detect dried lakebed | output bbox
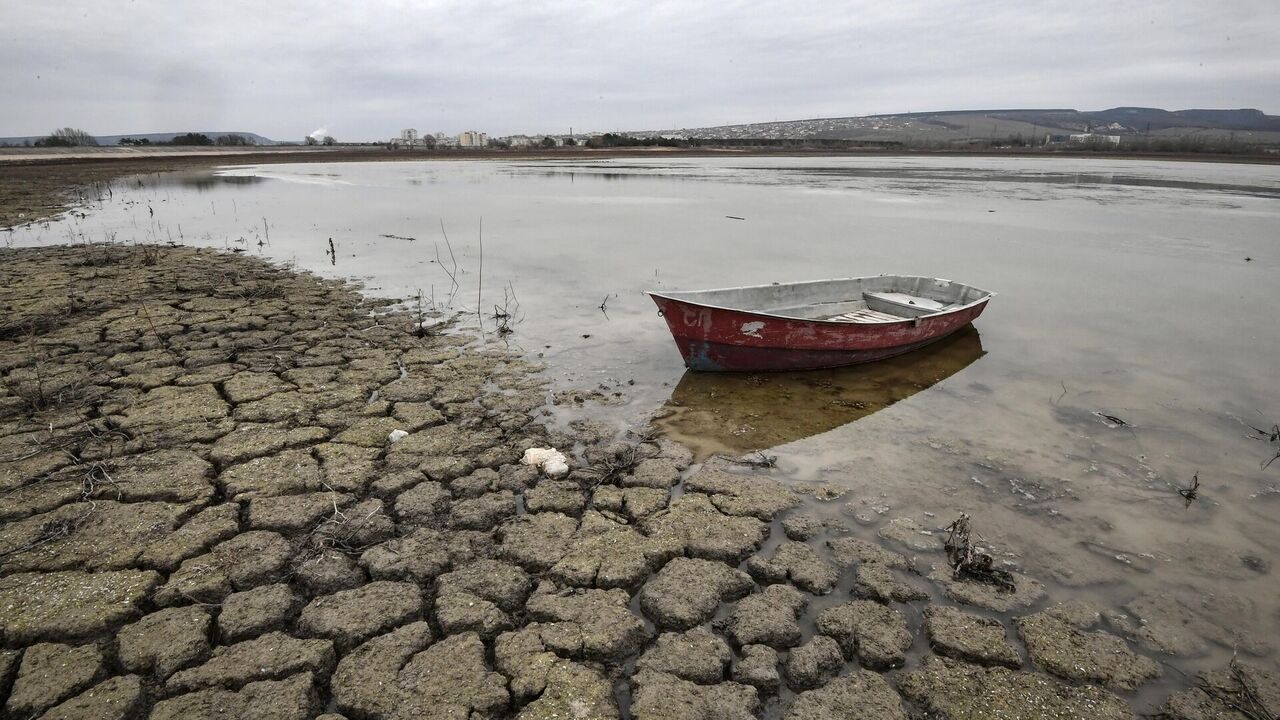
[0,245,1275,720]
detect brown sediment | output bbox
[0,244,1272,719]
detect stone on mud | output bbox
[1015,606,1160,690]
[922,605,1020,669]
[639,556,754,630]
[733,644,781,693]
[784,670,907,720]
[630,669,758,720]
[744,541,838,595]
[151,672,318,720]
[156,530,292,605]
[333,417,412,447]
[637,627,734,684]
[724,584,808,649]
[359,528,451,583]
[641,493,768,564]
[3,642,106,717]
[0,569,159,644]
[218,583,298,642]
[166,631,334,693]
[783,634,844,690]
[37,674,146,720]
[815,600,912,669]
[898,655,1135,720]
[118,606,212,678]
[298,581,423,652]
[385,424,502,466]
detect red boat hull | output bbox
[649,294,990,372]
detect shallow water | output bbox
[7,155,1280,701]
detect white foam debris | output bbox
[388,429,410,443]
[522,447,570,478]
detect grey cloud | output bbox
[2,0,1277,141]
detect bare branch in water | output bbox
[1178,471,1201,508]
[944,513,1015,593]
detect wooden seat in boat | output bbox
[827,308,902,323]
[863,291,949,312]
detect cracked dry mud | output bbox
[1,244,1276,720]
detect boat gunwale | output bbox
[646,275,996,326]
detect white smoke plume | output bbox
[308,126,328,142]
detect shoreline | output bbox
[3,145,1277,231]
[0,243,1274,719]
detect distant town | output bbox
[3,107,1278,156]
[391,129,592,149]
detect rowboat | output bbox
[647,275,994,372]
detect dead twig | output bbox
[581,429,658,489]
[943,513,1015,593]
[1246,420,1280,470]
[1094,411,1129,428]
[734,451,777,468]
[434,221,461,308]
[1195,652,1276,720]
[1177,471,1200,508]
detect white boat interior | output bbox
[651,276,994,323]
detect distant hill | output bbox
[0,131,278,146]
[633,108,1280,145]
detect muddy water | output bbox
[7,155,1280,703]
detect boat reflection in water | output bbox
[654,326,985,460]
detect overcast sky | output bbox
[3,0,1278,141]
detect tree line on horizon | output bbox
[24,128,263,148]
